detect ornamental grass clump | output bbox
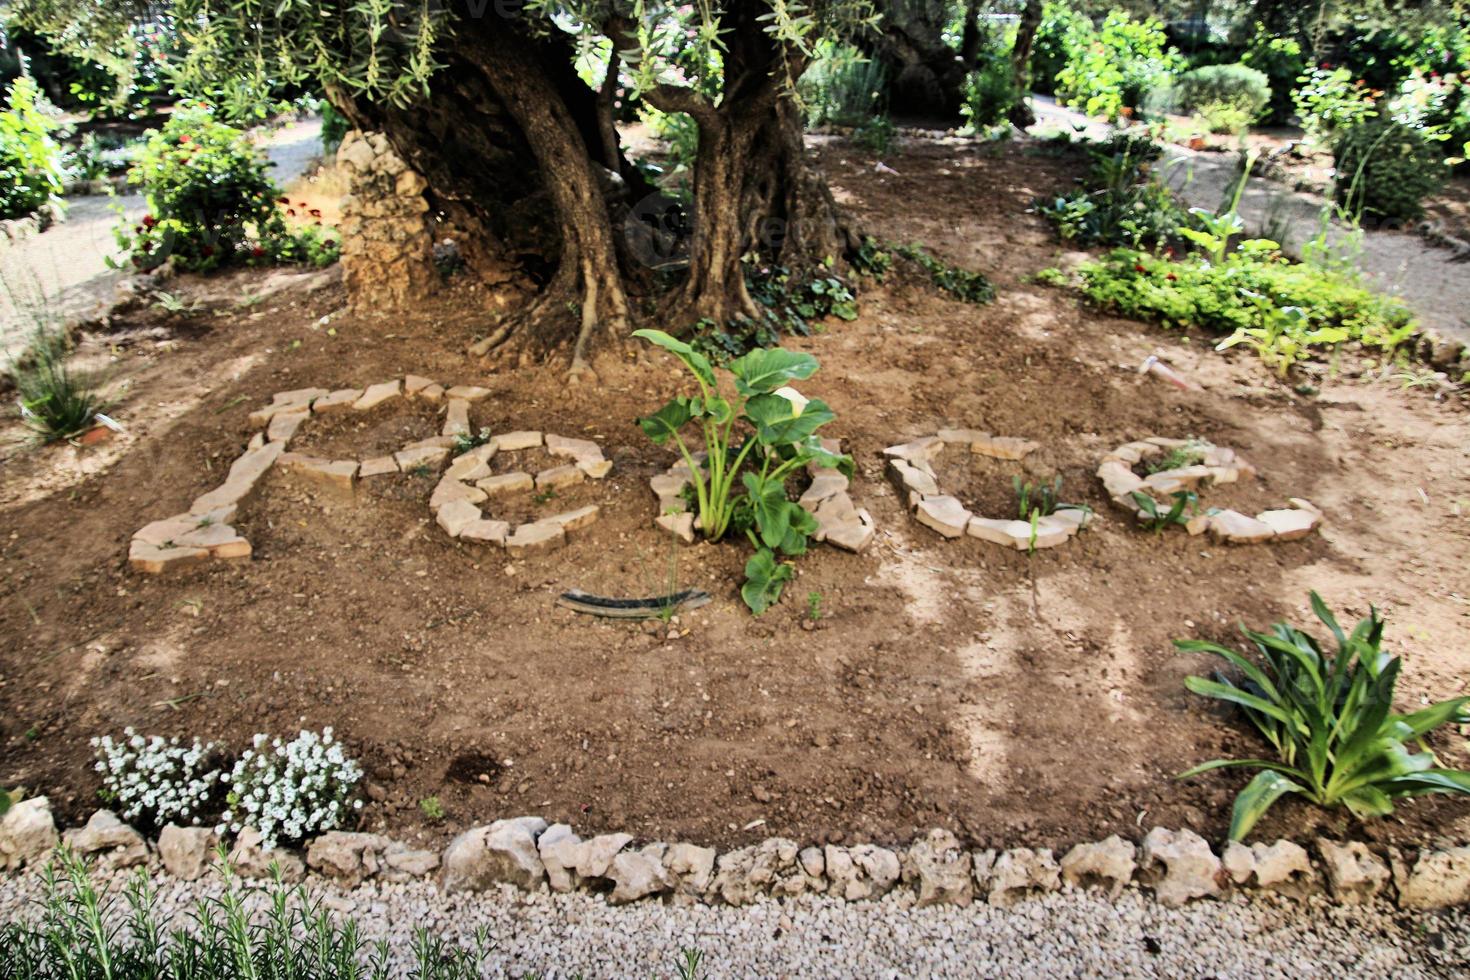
[635,329,852,614]
[1180,593,1470,840]
[91,730,224,829]
[221,728,363,848]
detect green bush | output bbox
[1031,1,1093,96]
[1054,10,1182,121]
[798,42,888,127]
[113,102,339,272]
[320,100,350,157]
[0,76,66,220]
[1180,594,1470,841]
[960,26,1021,131]
[1333,115,1448,223]
[1077,242,1415,373]
[1292,66,1380,146]
[1241,27,1304,126]
[1039,133,1186,249]
[1162,64,1271,121]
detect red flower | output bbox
[276,196,290,205]
[1164,247,1175,258]
[1166,272,1177,281]
[1134,263,1147,273]
[179,134,191,144]
[142,215,157,228]
[251,246,266,258]
[287,209,296,217]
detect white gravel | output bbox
[2,867,1466,978]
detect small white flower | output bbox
[772,386,809,418]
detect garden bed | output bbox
[1,135,1468,860]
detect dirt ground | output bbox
[2,135,1468,858]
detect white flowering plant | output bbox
[635,330,852,614]
[220,728,363,849]
[91,729,225,828]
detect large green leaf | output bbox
[741,548,793,615]
[743,472,793,550]
[1184,675,1296,728]
[728,347,819,395]
[1394,697,1470,738]
[744,394,835,447]
[1383,768,1470,799]
[637,398,693,445]
[633,328,715,389]
[1228,770,1308,841]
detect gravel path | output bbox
[1,866,1466,978]
[0,116,324,362]
[1029,96,1470,345]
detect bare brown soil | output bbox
[2,136,1469,858]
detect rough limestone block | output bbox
[478,472,534,496]
[445,454,492,483]
[545,434,602,459]
[972,435,1039,460]
[443,398,471,437]
[536,465,585,492]
[883,436,943,462]
[1139,828,1221,907]
[311,388,363,413]
[419,383,445,404]
[436,499,483,538]
[1397,846,1470,910]
[460,519,511,545]
[1097,461,1146,501]
[657,512,696,543]
[172,523,251,559]
[915,495,972,538]
[494,430,543,452]
[394,445,450,471]
[650,472,689,498]
[129,540,211,574]
[1060,836,1136,899]
[544,505,599,533]
[889,459,939,498]
[248,387,328,426]
[800,470,850,511]
[404,375,436,398]
[506,522,565,557]
[825,508,876,553]
[577,458,613,479]
[937,427,987,444]
[430,478,487,512]
[446,385,492,402]
[190,441,285,515]
[1206,509,1275,545]
[279,454,358,493]
[1316,839,1390,905]
[266,408,307,444]
[360,456,399,478]
[353,380,402,411]
[1257,508,1320,541]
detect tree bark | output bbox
[1008,0,1045,129]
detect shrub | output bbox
[1241,26,1305,125]
[960,26,1020,131]
[635,331,852,614]
[320,100,350,157]
[1077,242,1416,373]
[853,115,896,155]
[798,42,888,127]
[1333,115,1448,223]
[1180,593,1470,841]
[1039,133,1186,249]
[1031,1,1093,96]
[221,728,363,849]
[91,730,224,829]
[1055,10,1182,121]
[1391,69,1470,169]
[11,324,111,442]
[1157,64,1271,125]
[0,76,66,220]
[1292,65,1380,146]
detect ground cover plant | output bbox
[1180,594,1470,841]
[91,731,223,830]
[635,330,852,615]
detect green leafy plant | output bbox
[1040,133,1185,249]
[1130,489,1197,532]
[11,325,112,443]
[797,41,888,127]
[1013,475,1063,519]
[853,115,897,155]
[1293,65,1380,147]
[960,24,1021,132]
[1333,115,1449,223]
[1179,593,1470,841]
[1241,27,1305,125]
[419,796,445,821]
[1054,10,1182,121]
[1146,439,1209,474]
[892,244,994,303]
[0,76,66,220]
[635,329,852,615]
[1153,64,1271,127]
[806,590,823,622]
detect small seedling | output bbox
[409,464,433,479]
[532,488,558,505]
[1147,439,1211,474]
[452,428,492,455]
[1014,475,1063,519]
[419,796,445,821]
[1131,489,1199,532]
[806,591,824,622]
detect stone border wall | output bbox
[4,799,1466,912]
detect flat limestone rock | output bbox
[478,472,534,496]
[506,522,565,557]
[311,388,362,413]
[545,434,602,459]
[495,430,543,452]
[404,375,436,397]
[129,540,211,574]
[937,427,987,444]
[266,408,307,444]
[824,508,876,553]
[577,458,613,479]
[536,465,584,491]
[172,523,251,559]
[360,456,399,478]
[394,445,451,471]
[248,387,328,426]
[135,506,236,546]
[189,441,285,515]
[443,398,471,437]
[883,436,943,462]
[353,380,402,411]
[656,512,696,543]
[445,454,492,483]
[800,469,850,512]
[436,499,483,538]
[430,478,487,512]
[419,383,445,404]
[915,495,972,538]
[889,459,939,499]
[460,519,511,545]
[280,454,358,493]
[972,435,1038,461]
[544,505,600,533]
[1257,508,1320,541]
[1206,509,1275,545]
[446,385,492,402]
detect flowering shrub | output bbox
[221,728,363,849]
[91,730,224,828]
[113,102,339,272]
[0,77,66,220]
[1391,70,1470,169]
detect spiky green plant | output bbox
[12,326,111,443]
[1180,593,1470,840]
